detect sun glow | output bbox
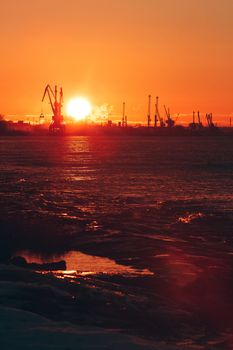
[67,97,92,121]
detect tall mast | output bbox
[122,102,125,127]
[147,95,151,127]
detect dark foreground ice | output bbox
[0,136,233,349]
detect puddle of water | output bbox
[16,250,153,277]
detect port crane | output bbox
[155,96,165,127]
[189,111,203,130]
[42,84,65,133]
[206,113,215,128]
[164,105,175,128]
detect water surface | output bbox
[0,136,233,347]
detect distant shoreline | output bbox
[0,126,233,137]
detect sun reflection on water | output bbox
[16,250,154,278]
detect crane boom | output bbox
[155,96,160,120]
[156,96,165,127]
[164,105,169,118]
[42,84,56,115]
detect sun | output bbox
[67,97,92,121]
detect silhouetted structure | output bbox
[155,96,165,127]
[164,105,175,128]
[122,102,127,127]
[189,111,203,130]
[42,84,65,134]
[147,95,151,127]
[206,113,216,128]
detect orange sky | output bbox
[1,0,233,125]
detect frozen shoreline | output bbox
[1,306,190,350]
[0,264,230,350]
[0,264,182,350]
